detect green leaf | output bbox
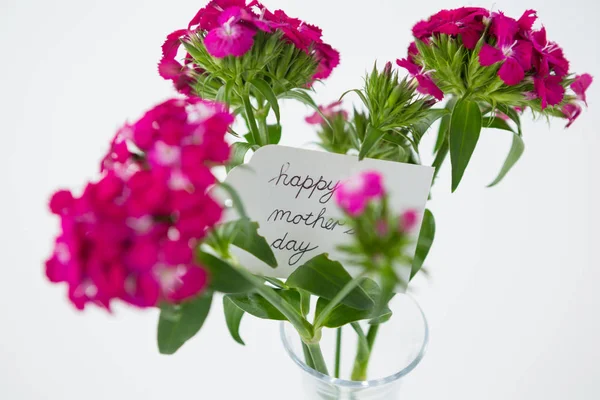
[242,95,262,145]
[197,251,253,293]
[227,218,278,268]
[223,296,245,345]
[496,104,522,136]
[449,98,483,192]
[227,142,254,173]
[250,78,281,124]
[482,117,515,133]
[411,108,450,138]
[314,279,391,328]
[268,124,282,145]
[157,292,213,355]
[227,290,301,321]
[487,133,525,187]
[411,209,436,280]
[339,88,369,109]
[299,289,311,318]
[278,89,333,129]
[359,125,385,160]
[218,182,248,219]
[286,254,374,310]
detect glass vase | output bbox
[280,293,428,400]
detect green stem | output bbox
[313,272,368,328]
[350,319,382,381]
[334,328,342,378]
[306,342,329,375]
[366,324,380,350]
[302,342,316,370]
[257,116,269,146]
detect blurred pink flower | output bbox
[335,171,384,216]
[47,98,234,311]
[305,101,348,125]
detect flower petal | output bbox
[479,44,505,66]
[498,57,525,85]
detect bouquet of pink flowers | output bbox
[45,2,591,385]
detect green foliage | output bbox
[225,289,302,321]
[449,98,483,192]
[215,218,278,268]
[286,254,374,311]
[487,132,525,187]
[157,292,213,355]
[411,209,436,280]
[314,279,392,328]
[223,296,246,345]
[197,251,254,294]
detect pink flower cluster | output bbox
[46,99,234,310]
[335,171,384,216]
[402,7,592,125]
[305,101,348,125]
[159,0,340,93]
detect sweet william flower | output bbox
[534,75,565,109]
[530,27,569,78]
[571,74,593,105]
[561,103,582,128]
[305,101,348,125]
[47,98,235,310]
[204,7,257,58]
[412,7,489,49]
[396,58,444,100]
[400,210,419,232]
[335,171,385,216]
[478,13,532,86]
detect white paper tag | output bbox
[223,145,433,282]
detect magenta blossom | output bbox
[47,98,234,311]
[561,103,582,128]
[204,7,257,58]
[400,210,419,232]
[412,7,489,49]
[335,171,385,216]
[305,101,348,125]
[478,13,532,86]
[159,0,339,91]
[530,27,569,78]
[571,74,593,105]
[534,75,565,109]
[396,58,444,100]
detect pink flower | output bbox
[478,13,532,86]
[571,73,593,105]
[204,7,257,58]
[400,210,419,232]
[561,103,582,128]
[46,99,235,311]
[335,171,385,216]
[305,101,348,125]
[313,43,341,80]
[534,75,565,109]
[530,27,569,78]
[412,7,489,49]
[517,9,537,34]
[158,30,200,96]
[396,58,444,100]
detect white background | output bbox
[1,0,599,399]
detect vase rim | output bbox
[279,292,429,388]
